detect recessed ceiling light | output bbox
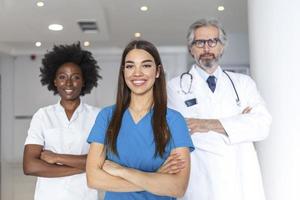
[140,6,148,11]
[218,6,225,11]
[48,24,63,31]
[83,41,90,47]
[134,32,141,38]
[35,42,42,47]
[36,1,44,7]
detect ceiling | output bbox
[0,0,248,55]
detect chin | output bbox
[61,95,81,101]
[132,87,154,96]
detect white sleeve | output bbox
[167,79,185,112]
[219,76,272,144]
[24,109,45,146]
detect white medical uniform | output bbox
[25,101,99,200]
[167,65,272,200]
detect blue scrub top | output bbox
[87,105,194,200]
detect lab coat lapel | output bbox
[189,66,216,118]
[214,71,241,117]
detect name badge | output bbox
[185,98,197,107]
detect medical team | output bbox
[23,18,271,200]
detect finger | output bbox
[242,106,252,114]
[163,153,180,165]
[163,159,185,171]
[160,160,175,172]
[166,162,185,174]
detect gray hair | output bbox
[187,19,227,50]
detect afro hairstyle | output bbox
[40,42,102,96]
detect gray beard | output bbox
[196,57,219,69]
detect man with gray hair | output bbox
[167,19,272,200]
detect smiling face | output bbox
[54,62,84,101]
[123,49,160,97]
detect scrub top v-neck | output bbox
[88,105,194,200]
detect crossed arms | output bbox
[23,144,86,177]
[86,143,191,198]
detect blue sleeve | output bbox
[87,106,112,144]
[167,109,195,152]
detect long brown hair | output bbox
[105,40,170,157]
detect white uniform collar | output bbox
[55,99,84,113]
[193,64,222,83]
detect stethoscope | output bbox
[180,70,241,106]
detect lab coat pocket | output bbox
[43,128,62,152]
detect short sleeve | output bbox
[24,109,45,146]
[167,109,194,152]
[87,106,112,144]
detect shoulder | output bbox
[223,70,255,85]
[166,108,185,122]
[96,105,116,119]
[100,105,115,114]
[33,104,56,117]
[167,74,181,88]
[82,103,101,114]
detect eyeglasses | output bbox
[192,38,220,48]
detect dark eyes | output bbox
[125,64,134,69]
[143,64,152,68]
[57,75,67,80]
[56,74,81,81]
[124,64,153,69]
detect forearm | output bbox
[86,143,143,192]
[205,119,226,134]
[87,166,143,192]
[23,158,83,177]
[56,154,87,170]
[119,168,187,197]
[187,118,226,135]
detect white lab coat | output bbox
[167,65,272,200]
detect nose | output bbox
[66,78,73,86]
[133,66,143,76]
[203,43,210,52]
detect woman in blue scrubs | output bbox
[86,40,194,200]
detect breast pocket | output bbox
[43,128,62,152]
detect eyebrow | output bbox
[56,72,81,75]
[125,59,154,64]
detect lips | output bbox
[132,79,146,86]
[200,53,215,59]
[64,89,74,95]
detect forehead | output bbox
[57,62,82,74]
[194,25,219,39]
[125,49,154,62]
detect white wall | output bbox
[248,0,300,199]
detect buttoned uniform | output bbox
[167,65,272,200]
[24,101,100,200]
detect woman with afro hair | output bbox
[23,43,101,200]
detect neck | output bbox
[129,92,153,112]
[60,98,81,111]
[197,64,218,75]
